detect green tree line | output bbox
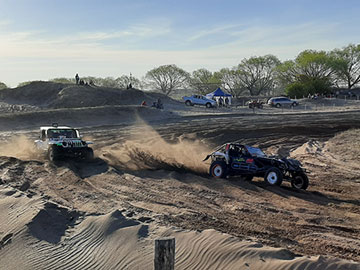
[1,43,359,97]
[145,44,360,97]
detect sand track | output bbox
[1,109,360,269]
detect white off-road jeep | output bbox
[35,123,94,161]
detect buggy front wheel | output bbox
[264,167,283,186]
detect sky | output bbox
[0,0,359,87]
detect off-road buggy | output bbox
[35,123,94,161]
[248,100,264,109]
[203,143,309,190]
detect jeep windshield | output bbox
[48,129,78,139]
[245,146,266,157]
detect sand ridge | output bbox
[1,186,359,270]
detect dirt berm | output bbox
[0,81,180,108]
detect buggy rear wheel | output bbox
[210,161,227,179]
[264,167,283,186]
[291,173,309,190]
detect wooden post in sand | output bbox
[154,238,175,270]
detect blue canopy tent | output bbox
[206,88,232,106]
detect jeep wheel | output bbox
[83,148,94,160]
[206,102,212,108]
[185,100,192,106]
[48,146,59,162]
[210,161,227,178]
[264,167,283,186]
[291,172,309,190]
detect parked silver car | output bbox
[268,97,298,108]
[183,95,217,108]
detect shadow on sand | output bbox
[53,157,109,179]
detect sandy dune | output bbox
[1,186,359,270]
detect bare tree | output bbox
[236,55,280,96]
[145,64,189,96]
[189,68,221,95]
[214,68,248,97]
[115,75,142,89]
[332,44,360,89]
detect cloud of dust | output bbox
[0,135,43,160]
[99,121,212,174]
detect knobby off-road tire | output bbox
[185,100,192,106]
[275,103,281,108]
[209,161,227,179]
[264,167,283,186]
[48,146,59,162]
[291,172,309,190]
[83,148,94,161]
[206,103,212,108]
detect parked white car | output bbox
[182,95,217,108]
[35,123,94,161]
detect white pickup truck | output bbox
[182,95,217,108]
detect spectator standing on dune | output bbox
[75,73,79,85]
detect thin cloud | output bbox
[0,21,172,58]
[187,24,244,42]
[200,21,342,51]
[0,20,12,28]
[77,24,171,42]
[0,18,355,87]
